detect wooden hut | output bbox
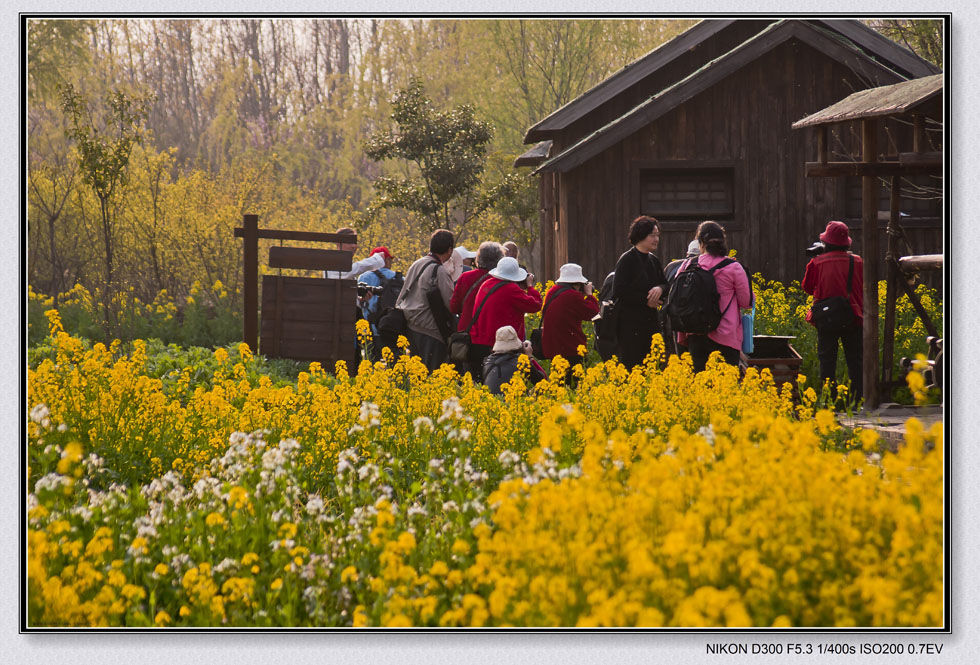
[517,19,942,286]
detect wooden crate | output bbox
[744,335,803,387]
[259,275,358,370]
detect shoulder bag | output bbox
[448,281,509,364]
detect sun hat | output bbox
[454,246,477,260]
[686,239,701,257]
[819,220,852,247]
[492,325,523,353]
[369,246,394,260]
[488,256,528,282]
[556,263,588,284]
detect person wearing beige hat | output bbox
[482,325,547,395]
[537,263,599,380]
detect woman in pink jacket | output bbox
[676,221,752,372]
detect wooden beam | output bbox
[805,161,940,177]
[898,151,943,168]
[233,228,358,244]
[242,214,258,355]
[898,254,944,271]
[862,118,880,408]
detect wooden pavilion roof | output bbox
[792,73,943,129]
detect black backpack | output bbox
[367,269,405,325]
[664,256,735,334]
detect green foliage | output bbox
[364,77,495,235]
[60,84,152,206]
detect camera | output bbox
[357,284,384,298]
[805,239,826,257]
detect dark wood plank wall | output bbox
[556,39,943,291]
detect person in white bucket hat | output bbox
[537,263,599,382]
[482,326,547,395]
[468,256,542,377]
[449,246,477,282]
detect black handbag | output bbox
[530,285,573,359]
[448,281,509,363]
[810,255,855,333]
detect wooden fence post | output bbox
[243,214,258,354]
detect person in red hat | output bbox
[356,247,401,359]
[802,220,864,403]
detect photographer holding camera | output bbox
[357,247,402,360]
[802,221,864,404]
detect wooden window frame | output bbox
[632,160,740,230]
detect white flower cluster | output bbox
[697,424,716,445]
[29,404,51,428]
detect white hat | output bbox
[492,325,523,353]
[556,263,588,284]
[454,246,477,260]
[686,239,701,257]
[488,256,528,282]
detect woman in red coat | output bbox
[469,257,542,375]
[542,263,600,381]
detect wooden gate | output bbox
[235,214,358,370]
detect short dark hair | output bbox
[823,243,850,252]
[628,216,660,245]
[696,220,728,257]
[430,229,455,255]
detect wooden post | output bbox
[861,119,880,408]
[242,214,258,354]
[817,125,828,165]
[881,175,900,399]
[913,114,925,153]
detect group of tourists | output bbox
[332,214,864,400]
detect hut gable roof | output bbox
[534,20,919,174]
[523,19,938,145]
[813,20,942,79]
[523,20,735,143]
[792,73,943,128]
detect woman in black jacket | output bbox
[613,216,668,370]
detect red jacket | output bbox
[541,285,600,360]
[469,277,542,345]
[802,251,864,326]
[450,268,491,331]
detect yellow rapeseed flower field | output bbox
[26,308,943,627]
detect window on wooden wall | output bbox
[640,168,735,220]
[844,174,942,220]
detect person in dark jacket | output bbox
[802,220,864,403]
[612,216,668,370]
[483,325,547,395]
[542,263,599,382]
